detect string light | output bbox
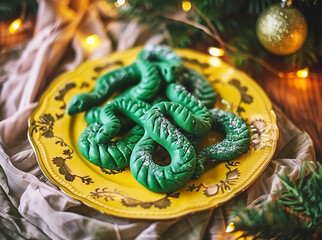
[8,18,22,34]
[208,47,225,57]
[226,222,235,233]
[296,68,309,78]
[84,34,102,51]
[160,10,318,80]
[86,35,96,46]
[182,1,192,12]
[115,0,126,7]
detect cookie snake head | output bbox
[157,62,183,83]
[138,45,183,83]
[67,94,92,115]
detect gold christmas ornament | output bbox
[256,3,308,55]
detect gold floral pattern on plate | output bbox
[28,47,279,219]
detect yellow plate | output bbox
[28,47,278,219]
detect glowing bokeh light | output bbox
[297,68,309,78]
[84,34,102,51]
[9,18,22,34]
[86,35,97,46]
[115,0,126,7]
[226,222,235,233]
[208,47,225,57]
[182,1,192,12]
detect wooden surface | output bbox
[253,68,322,163]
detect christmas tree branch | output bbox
[112,0,321,72]
[155,12,286,77]
[153,13,218,43]
[194,7,225,47]
[229,161,322,239]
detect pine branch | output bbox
[247,0,273,14]
[277,162,322,223]
[112,0,321,71]
[227,28,267,72]
[229,161,322,240]
[231,201,310,240]
[293,0,321,6]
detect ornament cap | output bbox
[281,0,292,8]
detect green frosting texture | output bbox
[79,123,144,170]
[67,45,250,193]
[193,109,251,179]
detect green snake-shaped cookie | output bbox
[193,109,250,179]
[96,97,197,193]
[130,126,195,194]
[67,63,139,115]
[67,45,217,115]
[67,45,182,115]
[79,82,211,174]
[83,57,162,126]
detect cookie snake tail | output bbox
[78,123,144,170]
[177,67,217,109]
